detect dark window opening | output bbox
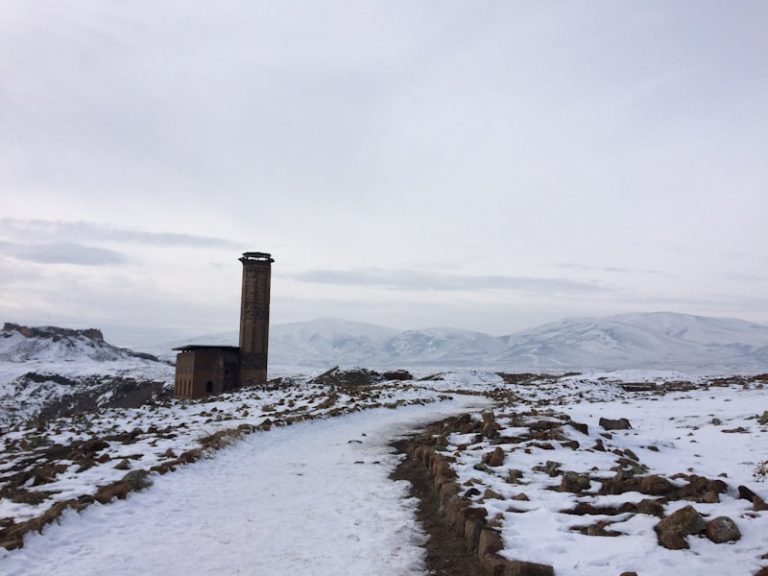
[206,381,213,394]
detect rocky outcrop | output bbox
[3,323,104,342]
[310,366,413,386]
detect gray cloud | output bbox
[0,240,127,266]
[0,219,238,249]
[289,268,612,295]
[553,263,675,277]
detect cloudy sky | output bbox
[1,1,766,347]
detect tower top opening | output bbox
[240,252,274,263]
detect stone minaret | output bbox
[238,252,274,386]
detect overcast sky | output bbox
[1,1,767,347]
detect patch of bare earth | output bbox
[391,438,482,576]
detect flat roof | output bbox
[172,345,240,352]
[240,251,274,263]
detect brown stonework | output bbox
[173,346,240,399]
[392,414,555,576]
[173,252,274,399]
[239,252,273,386]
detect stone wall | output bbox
[403,415,555,576]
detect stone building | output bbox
[174,252,274,399]
[173,345,240,399]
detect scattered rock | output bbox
[506,469,525,484]
[482,447,505,467]
[568,421,589,435]
[592,439,606,451]
[599,417,632,431]
[481,411,500,439]
[758,411,768,426]
[560,472,591,493]
[739,485,757,500]
[533,461,562,477]
[636,499,665,517]
[705,516,741,543]
[640,475,675,496]
[483,488,503,501]
[623,448,639,461]
[573,519,624,537]
[655,505,705,550]
[721,426,748,434]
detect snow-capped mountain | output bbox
[154,312,768,373]
[150,318,399,367]
[384,328,506,366]
[0,323,160,363]
[0,323,173,427]
[497,312,768,372]
[271,318,399,367]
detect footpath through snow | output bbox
[3,396,490,576]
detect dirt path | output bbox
[391,437,485,576]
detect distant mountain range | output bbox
[150,312,768,373]
[1,312,766,426]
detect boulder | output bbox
[506,469,525,484]
[705,516,741,543]
[481,411,500,440]
[636,499,665,517]
[639,475,675,496]
[568,421,589,435]
[483,488,504,501]
[560,472,591,493]
[482,447,505,467]
[655,505,705,550]
[599,417,632,431]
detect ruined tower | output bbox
[238,252,274,386]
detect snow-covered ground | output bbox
[439,373,768,576]
[1,397,489,576]
[0,376,457,526]
[1,368,766,576]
